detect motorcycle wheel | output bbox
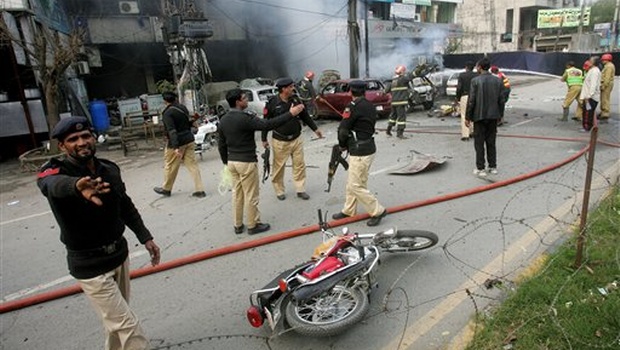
[285,285,369,337]
[379,230,438,252]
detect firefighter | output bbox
[385,64,415,139]
[599,53,615,123]
[297,71,317,118]
[490,66,511,125]
[559,61,584,121]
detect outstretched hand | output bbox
[145,240,161,266]
[76,176,111,206]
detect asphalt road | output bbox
[1,74,619,350]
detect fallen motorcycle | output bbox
[246,209,438,337]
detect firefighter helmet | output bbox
[395,65,406,75]
[601,53,612,62]
[305,71,315,79]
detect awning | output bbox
[403,0,432,6]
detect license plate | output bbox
[375,106,383,111]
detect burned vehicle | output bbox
[407,63,438,111]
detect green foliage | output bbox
[155,79,176,94]
[465,185,620,350]
[589,0,617,30]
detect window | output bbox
[506,9,514,33]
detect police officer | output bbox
[218,89,302,235]
[262,77,323,201]
[385,65,415,139]
[37,116,161,349]
[331,80,387,227]
[297,71,317,118]
[559,61,584,121]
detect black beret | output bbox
[51,116,93,140]
[275,77,294,88]
[349,80,366,91]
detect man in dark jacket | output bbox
[456,61,477,141]
[153,91,205,198]
[331,80,387,227]
[38,116,161,349]
[262,77,323,201]
[218,88,303,235]
[466,57,505,177]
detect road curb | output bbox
[443,159,620,350]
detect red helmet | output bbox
[395,65,406,75]
[583,60,593,70]
[305,71,315,79]
[601,53,612,62]
[490,65,499,74]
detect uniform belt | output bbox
[67,238,125,257]
[273,131,300,141]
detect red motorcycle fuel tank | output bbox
[302,256,345,280]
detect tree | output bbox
[589,0,617,30]
[0,14,84,152]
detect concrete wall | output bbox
[456,0,563,53]
[87,17,162,44]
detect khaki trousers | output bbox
[341,154,385,217]
[77,258,149,350]
[459,95,473,138]
[271,137,306,196]
[562,85,583,119]
[600,85,613,118]
[161,142,204,192]
[228,161,261,228]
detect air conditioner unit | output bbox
[119,1,139,14]
[413,14,421,22]
[75,61,90,75]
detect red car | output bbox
[315,79,392,119]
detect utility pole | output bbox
[348,0,360,78]
[577,0,586,52]
[364,0,369,78]
[611,0,620,51]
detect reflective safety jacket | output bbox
[386,72,415,106]
[562,67,584,87]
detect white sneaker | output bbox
[473,168,487,177]
[488,168,498,175]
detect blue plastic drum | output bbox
[88,100,110,133]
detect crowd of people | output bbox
[35,54,615,349]
[559,54,615,131]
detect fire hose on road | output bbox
[1,132,619,314]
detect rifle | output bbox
[261,148,270,183]
[325,144,348,192]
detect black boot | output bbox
[386,124,393,136]
[396,131,408,139]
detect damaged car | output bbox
[315,78,392,119]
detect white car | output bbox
[445,70,464,97]
[215,85,277,117]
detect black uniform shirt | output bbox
[261,95,318,142]
[338,96,377,156]
[218,108,294,163]
[37,156,153,278]
[162,102,194,148]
